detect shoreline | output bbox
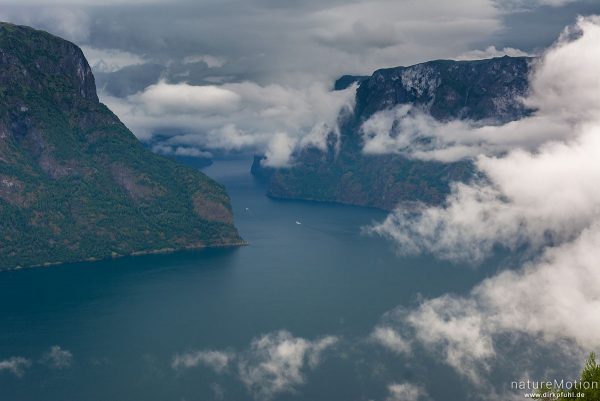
[1,240,249,272]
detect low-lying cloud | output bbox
[103,81,355,167]
[370,326,411,355]
[0,356,31,377]
[172,349,232,373]
[371,15,600,262]
[0,345,73,377]
[374,224,600,384]
[239,331,338,400]
[386,382,427,401]
[41,345,73,369]
[372,127,600,263]
[368,15,600,388]
[172,330,338,400]
[360,105,565,162]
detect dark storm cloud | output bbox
[2,1,489,82]
[3,0,599,86]
[1,0,599,165]
[490,0,600,51]
[94,64,164,98]
[2,1,599,80]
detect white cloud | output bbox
[81,46,148,73]
[386,382,426,401]
[405,296,495,384]
[371,130,600,263]
[102,81,355,167]
[133,80,241,116]
[262,133,298,168]
[524,18,600,121]
[456,45,532,60]
[152,144,212,158]
[0,356,31,377]
[361,107,575,163]
[170,330,338,400]
[238,331,338,400]
[41,346,73,369]
[171,350,232,373]
[182,54,225,68]
[368,15,600,386]
[396,223,600,383]
[370,326,411,355]
[370,16,600,263]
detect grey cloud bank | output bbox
[2,0,598,165]
[102,81,356,167]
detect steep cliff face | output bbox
[253,56,532,210]
[0,22,242,269]
[354,56,531,123]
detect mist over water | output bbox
[0,158,504,401]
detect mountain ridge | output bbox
[0,22,243,269]
[253,55,533,210]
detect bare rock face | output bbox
[354,56,531,123]
[253,56,532,210]
[0,22,242,269]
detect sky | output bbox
[2,0,600,165]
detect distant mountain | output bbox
[252,56,532,210]
[0,22,243,269]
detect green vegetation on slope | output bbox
[0,22,242,269]
[537,353,600,401]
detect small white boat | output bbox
[295,221,302,225]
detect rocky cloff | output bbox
[252,56,532,210]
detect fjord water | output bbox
[0,158,498,401]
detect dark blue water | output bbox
[0,158,500,401]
